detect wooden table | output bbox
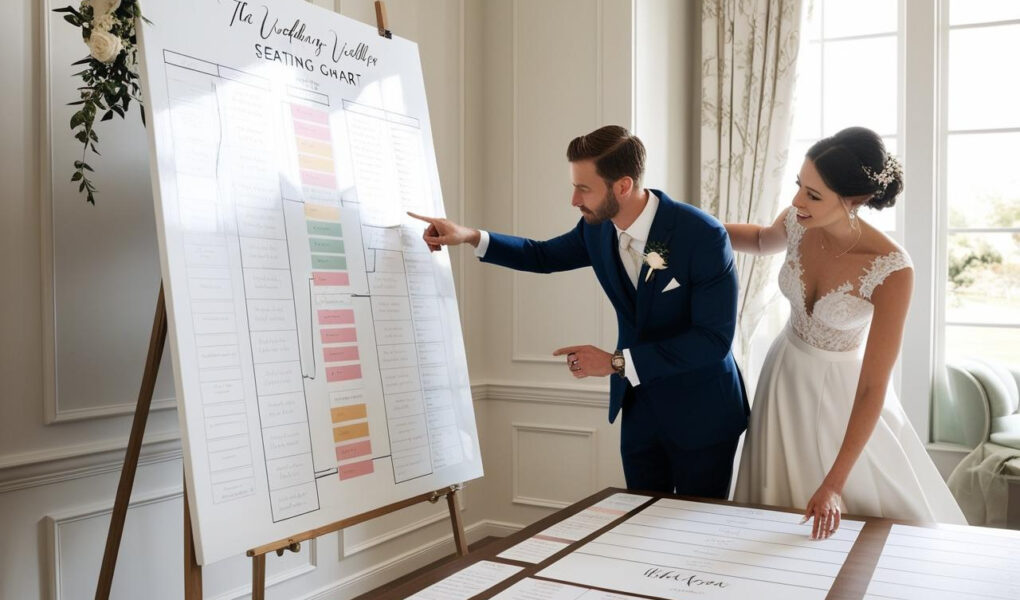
[366,487,903,600]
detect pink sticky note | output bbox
[293,120,331,141]
[326,364,362,382]
[313,272,350,286]
[323,346,359,363]
[321,328,357,344]
[290,104,329,125]
[318,309,355,325]
[335,440,372,461]
[300,169,337,189]
[339,460,375,480]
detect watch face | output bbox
[612,355,624,368]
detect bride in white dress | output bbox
[728,127,965,538]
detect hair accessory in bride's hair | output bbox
[861,155,902,198]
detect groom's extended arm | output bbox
[480,219,592,273]
[408,211,591,273]
[628,223,738,383]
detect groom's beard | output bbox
[582,188,620,225]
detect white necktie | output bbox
[618,231,640,288]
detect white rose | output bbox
[92,0,121,15]
[93,13,116,32]
[88,30,123,63]
[645,251,666,270]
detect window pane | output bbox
[949,0,1020,26]
[803,0,822,41]
[948,25,1020,130]
[793,43,822,141]
[823,36,897,135]
[823,0,897,38]
[946,232,1020,325]
[945,326,1020,364]
[947,132,1020,228]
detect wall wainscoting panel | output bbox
[43,488,317,600]
[511,423,598,508]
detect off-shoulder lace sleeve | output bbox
[859,251,912,299]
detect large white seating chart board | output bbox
[136,0,482,564]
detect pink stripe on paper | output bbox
[335,440,372,461]
[313,271,349,286]
[338,460,375,480]
[326,364,362,382]
[291,104,329,125]
[318,309,355,325]
[323,346,359,362]
[293,120,330,140]
[321,327,357,344]
[300,169,336,189]
[533,534,573,544]
[588,506,626,516]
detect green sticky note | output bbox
[309,237,344,254]
[307,220,342,237]
[311,254,347,269]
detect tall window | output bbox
[940,3,1020,367]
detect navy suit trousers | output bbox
[620,386,740,498]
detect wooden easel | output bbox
[95,4,470,598]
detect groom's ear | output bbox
[614,176,634,197]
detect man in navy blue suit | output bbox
[409,126,748,498]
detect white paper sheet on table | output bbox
[497,493,652,564]
[491,577,643,600]
[537,497,863,600]
[406,560,523,600]
[863,523,1020,600]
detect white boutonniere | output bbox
[643,242,669,282]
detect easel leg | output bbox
[184,481,203,599]
[95,285,168,600]
[447,487,469,556]
[252,554,267,600]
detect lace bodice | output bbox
[778,209,912,352]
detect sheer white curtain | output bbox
[700,0,804,369]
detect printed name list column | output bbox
[218,67,319,522]
[165,52,257,506]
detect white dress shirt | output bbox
[474,190,657,387]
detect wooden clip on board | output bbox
[375,0,392,39]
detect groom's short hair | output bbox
[567,125,646,187]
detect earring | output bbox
[849,206,859,230]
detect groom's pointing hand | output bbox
[553,345,614,378]
[407,212,481,252]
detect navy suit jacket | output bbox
[482,190,749,450]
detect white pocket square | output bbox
[662,278,681,292]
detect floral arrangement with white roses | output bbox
[53,0,148,204]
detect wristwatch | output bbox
[611,350,625,377]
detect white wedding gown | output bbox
[733,210,966,524]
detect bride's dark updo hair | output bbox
[805,126,903,210]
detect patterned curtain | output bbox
[700,0,804,365]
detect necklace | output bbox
[819,227,862,259]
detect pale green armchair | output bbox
[942,359,1020,528]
